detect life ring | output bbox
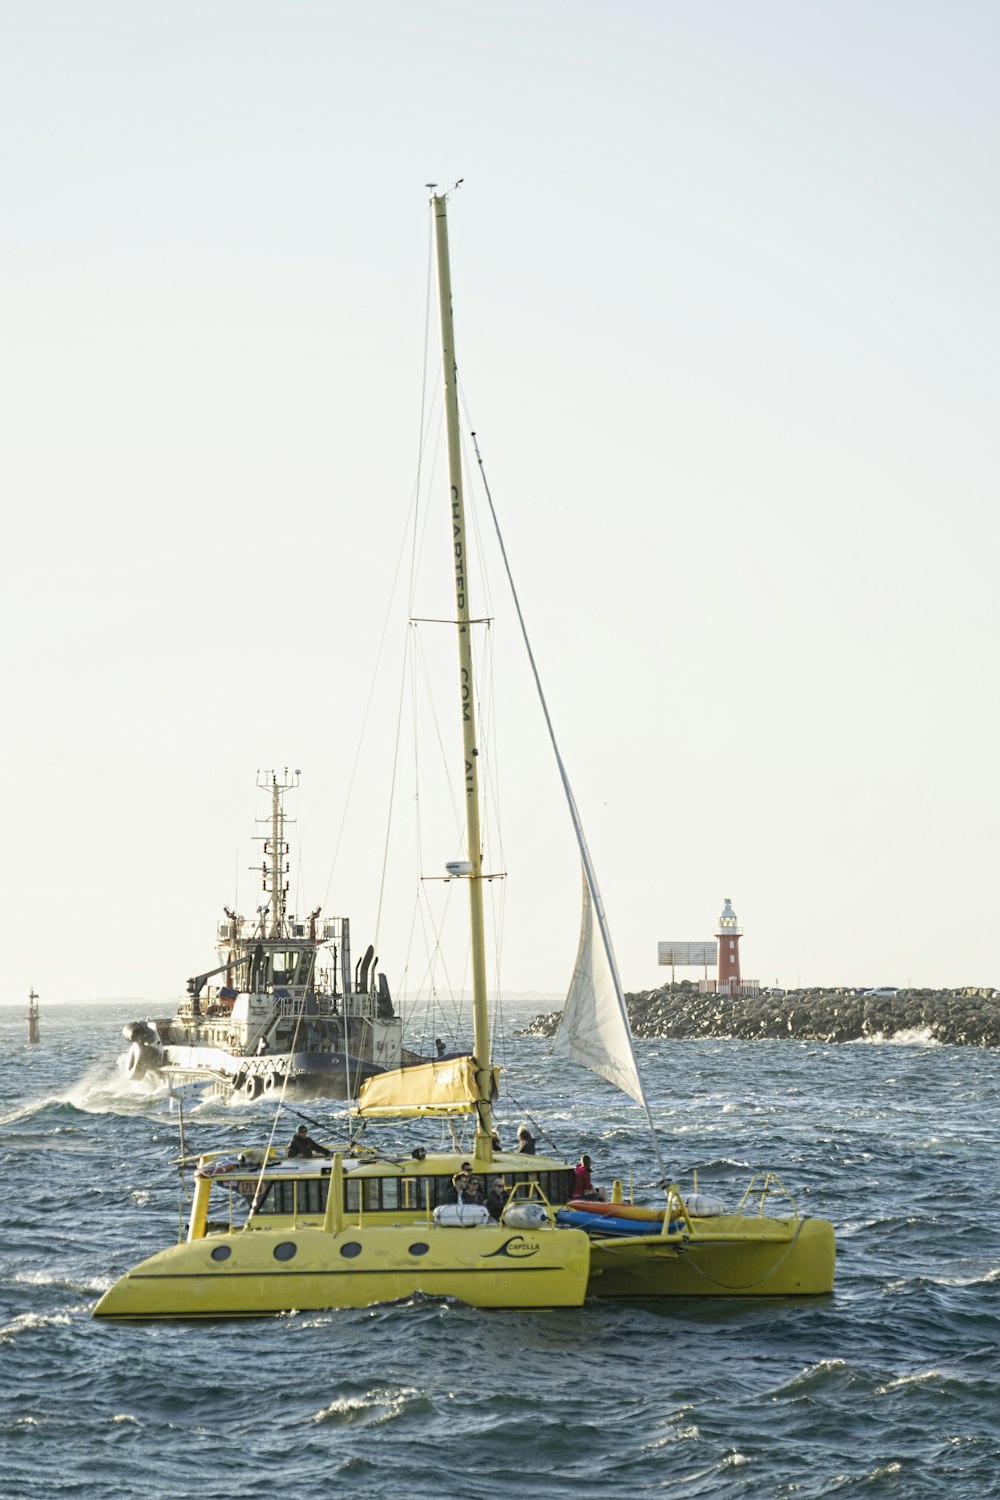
[125,1041,148,1080]
[243,1073,262,1101]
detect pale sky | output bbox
[4,1,998,1007]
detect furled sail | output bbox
[356,1056,500,1118]
[554,866,648,1107]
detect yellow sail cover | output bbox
[357,1056,500,1118]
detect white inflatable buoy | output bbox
[433,1204,491,1227]
[684,1194,726,1217]
[503,1202,549,1229]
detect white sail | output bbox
[554,866,648,1107]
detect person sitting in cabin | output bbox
[464,1174,484,1206]
[516,1125,536,1155]
[287,1124,331,1159]
[572,1153,607,1202]
[443,1172,471,1205]
[490,1129,502,1151]
[485,1178,509,1221]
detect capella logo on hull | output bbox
[483,1237,541,1260]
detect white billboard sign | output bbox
[658,941,717,967]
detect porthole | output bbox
[408,1242,430,1257]
[339,1241,362,1259]
[273,1241,298,1262]
[210,1245,232,1262]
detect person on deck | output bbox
[572,1153,607,1201]
[443,1172,471,1205]
[485,1179,509,1221]
[516,1126,536,1155]
[287,1125,331,1159]
[464,1174,484,1206]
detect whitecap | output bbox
[875,1370,941,1395]
[858,1027,940,1047]
[0,1311,73,1342]
[313,1387,419,1426]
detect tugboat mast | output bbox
[255,769,299,939]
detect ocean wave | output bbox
[0,1310,73,1343]
[857,1027,941,1047]
[312,1387,426,1427]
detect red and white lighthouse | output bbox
[716,898,742,994]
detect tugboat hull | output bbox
[124,1037,388,1102]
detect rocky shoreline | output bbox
[523,982,1000,1047]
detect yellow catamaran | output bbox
[94,189,591,1319]
[94,190,834,1321]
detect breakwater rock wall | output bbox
[523,983,1000,1047]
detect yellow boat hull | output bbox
[588,1215,835,1298]
[93,1221,591,1319]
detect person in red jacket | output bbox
[572,1153,607,1201]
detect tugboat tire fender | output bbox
[243,1074,262,1101]
[125,1041,148,1080]
[263,1070,282,1094]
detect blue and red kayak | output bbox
[557,1207,681,1237]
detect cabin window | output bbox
[269,952,300,985]
[262,1181,293,1216]
[343,1174,445,1213]
[505,1170,574,1205]
[251,1177,329,1217]
[273,1242,297,1261]
[381,1178,400,1210]
[210,1245,232,1262]
[345,1176,406,1212]
[296,1178,329,1216]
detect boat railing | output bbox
[737,1172,799,1220]
[271,994,341,1019]
[658,1186,694,1238]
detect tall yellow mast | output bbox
[431,191,493,1152]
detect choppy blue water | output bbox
[2,1003,998,1499]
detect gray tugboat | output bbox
[120,771,414,1101]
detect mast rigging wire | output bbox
[468,430,670,1184]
